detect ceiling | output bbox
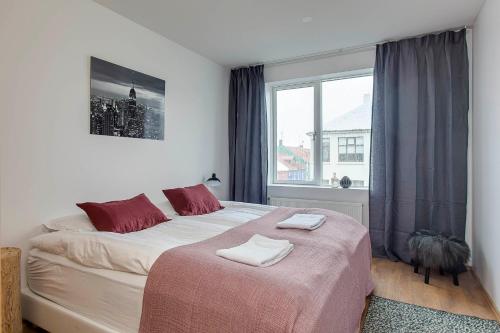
[94,0,484,68]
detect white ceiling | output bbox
[94,0,484,67]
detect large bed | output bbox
[25,201,373,333]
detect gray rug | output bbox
[362,296,500,333]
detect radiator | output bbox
[268,197,363,223]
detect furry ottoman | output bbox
[408,230,470,285]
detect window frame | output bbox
[269,68,373,186]
[338,136,364,163]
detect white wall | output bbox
[265,50,375,83]
[472,0,500,311]
[0,0,229,281]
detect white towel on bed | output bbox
[277,214,326,230]
[216,234,294,267]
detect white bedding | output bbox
[28,249,146,333]
[30,201,275,275]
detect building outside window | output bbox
[338,136,364,162]
[270,71,373,188]
[322,137,331,162]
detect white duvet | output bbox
[30,201,275,275]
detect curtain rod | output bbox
[248,25,472,68]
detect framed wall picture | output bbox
[90,57,165,140]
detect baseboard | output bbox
[470,269,500,322]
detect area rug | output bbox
[362,296,500,333]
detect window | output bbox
[274,86,315,183]
[351,180,365,187]
[322,137,330,162]
[271,71,373,188]
[338,136,364,162]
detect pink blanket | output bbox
[140,208,374,333]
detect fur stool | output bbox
[408,230,470,286]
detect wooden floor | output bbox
[23,258,499,332]
[371,257,498,321]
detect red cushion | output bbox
[76,194,169,233]
[163,184,223,216]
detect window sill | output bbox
[268,183,368,192]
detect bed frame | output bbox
[23,288,371,333]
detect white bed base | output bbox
[22,289,118,333]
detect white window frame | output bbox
[268,68,373,186]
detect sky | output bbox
[90,57,165,112]
[276,75,373,148]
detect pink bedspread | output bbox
[139,207,374,333]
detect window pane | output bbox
[322,75,373,186]
[275,86,314,182]
[322,137,330,162]
[352,180,364,187]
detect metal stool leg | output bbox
[412,259,419,273]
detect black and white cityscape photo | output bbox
[90,57,165,140]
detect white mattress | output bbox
[27,201,275,332]
[28,249,145,333]
[30,201,276,275]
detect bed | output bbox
[24,201,373,333]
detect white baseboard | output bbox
[469,270,500,322]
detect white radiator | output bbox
[268,197,363,223]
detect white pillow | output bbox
[155,200,178,217]
[44,214,97,232]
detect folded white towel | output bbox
[277,214,326,230]
[216,234,294,267]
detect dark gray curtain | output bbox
[228,65,267,204]
[369,29,469,262]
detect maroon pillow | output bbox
[162,184,223,216]
[76,194,169,233]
